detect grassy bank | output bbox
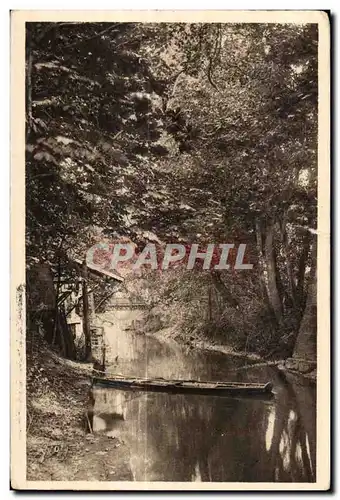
[26,337,132,481]
[152,327,316,381]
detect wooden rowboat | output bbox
[92,375,274,398]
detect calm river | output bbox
[91,329,316,482]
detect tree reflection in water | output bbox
[92,369,315,482]
[91,330,315,482]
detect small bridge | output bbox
[107,297,148,310]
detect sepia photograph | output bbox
[11,10,330,490]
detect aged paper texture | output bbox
[11,10,330,491]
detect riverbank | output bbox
[153,327,264,361]
[152,327,317,381]
[26,339,132,481]
[186,338,316,380]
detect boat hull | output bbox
[92,377,274,398]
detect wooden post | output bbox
[101,342,106,373]
[89,289,96,325]
[208,285,212,321]
[82,260,92,361]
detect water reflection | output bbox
[92,329,316,482]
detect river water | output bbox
[91,329,316,483]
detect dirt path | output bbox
[26,340,133,481]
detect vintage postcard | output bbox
[11,10,330,491]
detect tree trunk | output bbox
[58,306,77,360]
[211,271,239,308]
[256,220,283,325]
[281,220,296,306]
[255,221,271,306]
[265,221,283,324]
[295,231,311,312]
[82,260,92,361]
[293,239,317,361]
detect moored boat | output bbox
[92,375,274,397]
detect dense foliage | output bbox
[26,22,318,359]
